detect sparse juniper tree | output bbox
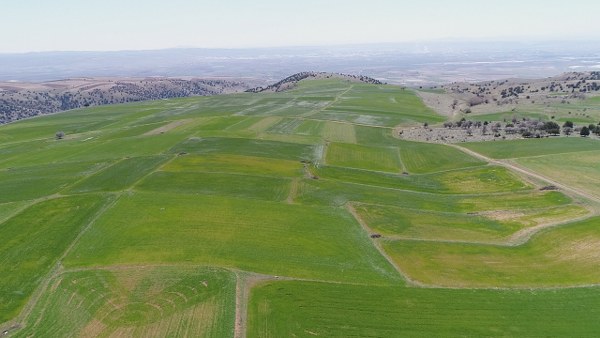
[55,131,65,140]
[580,126,590,137]
[563,127,573,136]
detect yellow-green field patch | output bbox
[354,203,520,242]
[247,116,283,133]
[382,217,600,287]
[430,166,531,194]
[515,150,600,200]
[162,154,303,177]
[17,267,235,337]
[321,121,357,143]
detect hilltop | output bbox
[246,72,383,93]
[420,71,600,118]
[0,77,252,124]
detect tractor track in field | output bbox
[346,203,427,288]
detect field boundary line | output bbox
[345,203,425,287]
[0,201,36,226]
[128,154,178,191]
[234,272,280,338]
[59,158,125,194]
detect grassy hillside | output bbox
[1,77,599,337]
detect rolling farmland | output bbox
[1,77,600,337]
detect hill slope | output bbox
[0,77,251,124]
[1,77,600,337]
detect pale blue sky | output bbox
[2,0,599,53]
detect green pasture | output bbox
[463,136,600,159]
[0,195,108,323]
[0,161,108,203]
[65,192,401,285]
[249,280,600,337]
[137,172,291,201]
[67,156,169,193]
[326,142,401,173]
[171,137,315,161]
[399,140,486,173]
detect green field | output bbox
[515,149,600,199]
[463,136,600,159]
[64,192,400,285]
[1,76,600,336]
[325,142,401,172]
[248,281,600,337]
[0,195,109,323]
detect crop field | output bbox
[325,142,401,172]
[463,136,600,159]
[399,140,486,173]
[515,149,600,200]
[353,203,587,243]
[1,77,600,336]
[248,281,600,337]
[64,192,400,285]
[18,267,236,337]
[383,217,600,287]
[0,195,109,323]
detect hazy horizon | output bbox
[3,0,600,53]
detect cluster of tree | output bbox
[443,72,600,108]
[562,121,600,137]
[442,117,600,138]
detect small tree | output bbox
[542,121,560,135]
[55,131,65,140]
[563,127,573,136]
[580,126,590,137]
[563,121,574,128]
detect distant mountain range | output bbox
[2,40,600,84]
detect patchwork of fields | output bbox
[1,78,600,337]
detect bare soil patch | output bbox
[143,119,192,136]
